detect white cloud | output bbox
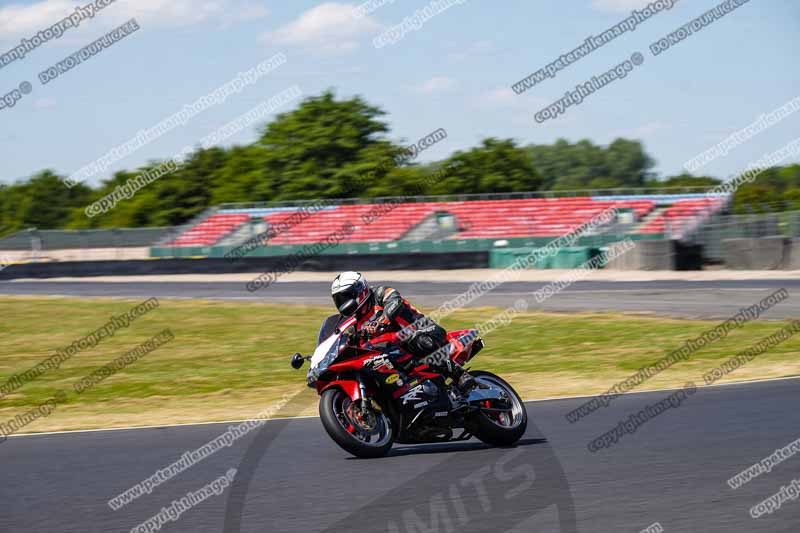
[113,0,267,28]
[260,3,379,54]
[0,0,74,38]
[108,0,268,28]
[467,39,494,54]
[233,2,270,20]
[481,87,547,108]
[476,87,551,127]
[0,0,267,41]
[117,1,226,27]
[591,0,655,13]
[483,87,517,106]
[628,121,668,138]
[414,76,457,94]
[33,97,57,109]
[447,39,494,61]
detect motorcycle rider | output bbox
[324,271,476,392]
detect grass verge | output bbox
[0,296,798,434]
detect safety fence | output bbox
[693,211,800,262]
[150,233,665,260]
[0,227,173,251]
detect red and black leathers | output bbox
[361,286,447,357]
[320,285,470,384]
[319,286,447,358]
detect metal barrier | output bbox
[694,211,800,262]
[0,227,174,251]
[150,233,665,259]
[215,186,721,210]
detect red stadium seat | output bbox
[166,195,726,247]
[167,213,251,246]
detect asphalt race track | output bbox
[3,378,800,532]
[1,279,798,319]
[2,279,798,532]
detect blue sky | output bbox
[0,0,798,187]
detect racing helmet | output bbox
[331,271,372,317]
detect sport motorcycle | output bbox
[290,316,527,458]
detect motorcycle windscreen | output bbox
[307,317,355,385]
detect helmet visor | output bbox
[333,289,359,316]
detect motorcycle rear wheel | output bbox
[319,388,395,458]
[469,371,528,446]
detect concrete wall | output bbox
[787,239,800,270]
[605,237,800,271]
[606,239,676,271]
[721,237,788,270]
[0,247,150,263]
[0,252,490,280]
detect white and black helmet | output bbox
[331,271,372,317]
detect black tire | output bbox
[469,371,528,446]
[319,388,394,458]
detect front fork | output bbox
[357,371,369,403]
[356,369,405,436]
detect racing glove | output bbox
[363,318,388,338]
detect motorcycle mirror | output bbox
[290,352,306,370]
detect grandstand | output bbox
[638,196,729,238]
[161,193,730,248]
[167,213,252,247]
[1,189,755,271]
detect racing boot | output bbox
[443,359,479,394]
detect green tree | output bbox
[660,173,722,189]
[437,138,541,194]
[148,147,227,226]
[209,145,271,204]
[732,184,783,214]
[257,90,397,200]
[5,91,800,234]
[0,171,92,231]
[604,138,654,187]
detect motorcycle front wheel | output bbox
[319,388,395,458]
[468,371,528,446]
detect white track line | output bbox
[6,374,800,440]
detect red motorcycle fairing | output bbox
[447,329,481,365]
[317,379,362,401]
[314,351,384,400]
[312,327,481,402]
[368,328,480,364]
